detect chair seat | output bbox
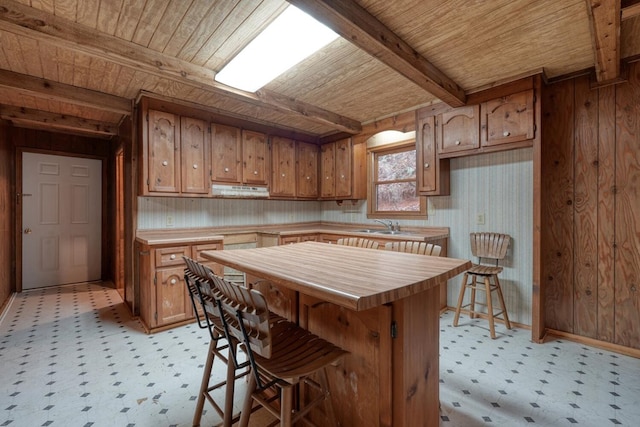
[252,316,347,384]
[467,264,503,276]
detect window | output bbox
[367,140,426,219]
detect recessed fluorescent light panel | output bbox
[214,5,339,92]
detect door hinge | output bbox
[154,312,157,321]
[153,274,156,285]
[391,320,398,339]
[146,112,149,122]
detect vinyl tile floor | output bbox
[1,282,639,426]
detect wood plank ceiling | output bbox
[0,0,639,140]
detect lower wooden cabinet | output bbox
[137,239,223,333]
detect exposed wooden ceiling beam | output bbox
[0,0,361,134]
[0,70,131,115]
[287,0,466,107]
[0,105,117,138]
[622,2,640,20]
[585,0,621,83]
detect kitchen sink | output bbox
[351,229,409,235]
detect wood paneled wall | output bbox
[542,61,640,349]
[0,120,13,310]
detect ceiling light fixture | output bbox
[214,5,339,93]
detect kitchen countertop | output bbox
[135,221,449,246]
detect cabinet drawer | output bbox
[192,242,223,262]
[155,246,190,267]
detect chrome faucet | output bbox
[374,219,394,231]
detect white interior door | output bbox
[22,152,102,289]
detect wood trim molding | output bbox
[288,0,466,107]
[0,105,117,138]
[0,0,361,134]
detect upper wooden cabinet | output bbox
[270,136,296,198]
[180,117,209,194]
[242,130,269,186]
[481,89,535,148]
[144,110,209,196]
[297,142,319,199]
[270,138,319,199]
[210,126,269,187]
[211,123,242,183]
[417,114,450,196]
[437,105,480,156]
[437,89,536,159]
[320,138,366,200]
[147,110,180,194]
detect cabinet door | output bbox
[156,266,191,326]
[417,115,449,195]
[297,142,319,198]
[148,110,180,193]
[270,136,296,197]
[334,138,352,198]
[437,105,480,155]
[320,142,336,198]
[211,123,241,183]
[180,117,209,194]
[242,130,269,185]
[481,89,535,147]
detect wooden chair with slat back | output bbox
[183,256,249,427]
[384,241,442,256]
[336,237,379,249]
[453,233,512,339]
[205,270,348,427]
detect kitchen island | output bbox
[202,241,470,427]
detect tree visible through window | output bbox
[368,142,426,218]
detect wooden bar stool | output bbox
[183,256,249,427]
[453,233,512,339]
[205,271,348,427]
[336,237,379,249]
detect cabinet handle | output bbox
[253,170,258,175]
[424,162,430,169]
[281,173,286,177]
[162,160,168,166]
[455,140,461,145]
[170,254,176,260]
[503,131,511,137]
[193,164,198,169]
[340,174,345,179]
[224,167,229,172]
[170,278,177,285]
[306,176,310,180]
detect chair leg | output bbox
[238,373,257,427]
[453,272,468,326]
[469,275,478,318]
[484,276,496,339]
[193,338,217,427]
[222,343,237,427]
[280,383,294,427]
[318,368,338,427]
[494,275,511,330]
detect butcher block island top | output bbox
[202,241,469,311]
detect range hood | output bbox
[211,184,270,198]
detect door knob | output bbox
[24,228,32,234]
